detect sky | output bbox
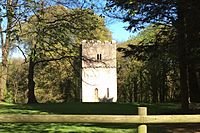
[107,21,134,42]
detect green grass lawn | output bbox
[0,102,184,133]
[0,102,181,115]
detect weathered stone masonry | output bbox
[81,40,117,102]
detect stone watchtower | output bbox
[81,40,117,102]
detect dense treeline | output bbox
[117,24,180,103]
[106,0,200,110]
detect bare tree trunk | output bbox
[133,79,138,102]
[0,66,7,101]
[185,1,200,103]
[151,73,158,103]
[0,24,10,102]
[0,0,14,101]
[27,56,38,104]
[160,64,167,103]
[177,0,189,110]
[0,19,4,101]
[188,65,200,102]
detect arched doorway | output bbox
[94,88,99,102]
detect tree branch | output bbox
[15,45,27,62]
[35,55,76,65]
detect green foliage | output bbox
[19,4,112,61]
[107,0,200,109]
[117,24,179,103]
[11,5,112,103]
[34,60,80,103]
[7,59,28,103]
[0,0,37,101]
[15,5,112,70]
[106,0,176,31]
[117,54,144,102]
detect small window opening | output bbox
[95,88,98,100]
[107,88,109,98]
[97,54,102,61]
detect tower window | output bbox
[95,88,98,101]
[97,54,102,60]
[107,88,109,98]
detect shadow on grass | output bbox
[18,102,187,115]
[0,103,49,114]
[0,102,139,115]
[2,102,199,115]
[1,123,200,133]
[1,102,200,132]
[0,123,138,133]
[149,124,200,133]
[26,102,139,115]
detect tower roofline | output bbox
[81,40,116,44]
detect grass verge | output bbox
[1,102,194,133]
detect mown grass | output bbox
[0,102,181,133]
[0,102,180,115]
[0,123,138,133]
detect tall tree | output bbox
[184,1,200,102]
[18,5,111,103]
[176,0,189,110]
[0,0,33,101]
[106,0,200,110]
[118,24,177,103]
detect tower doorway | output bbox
[95,88,99,102]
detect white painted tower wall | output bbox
[81,40,117,102]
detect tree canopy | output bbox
[14,5,112,103]
[117,24,178,103]
[106,0,176,31]
[107,0,200,110]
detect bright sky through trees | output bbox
[108,21,134,42]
